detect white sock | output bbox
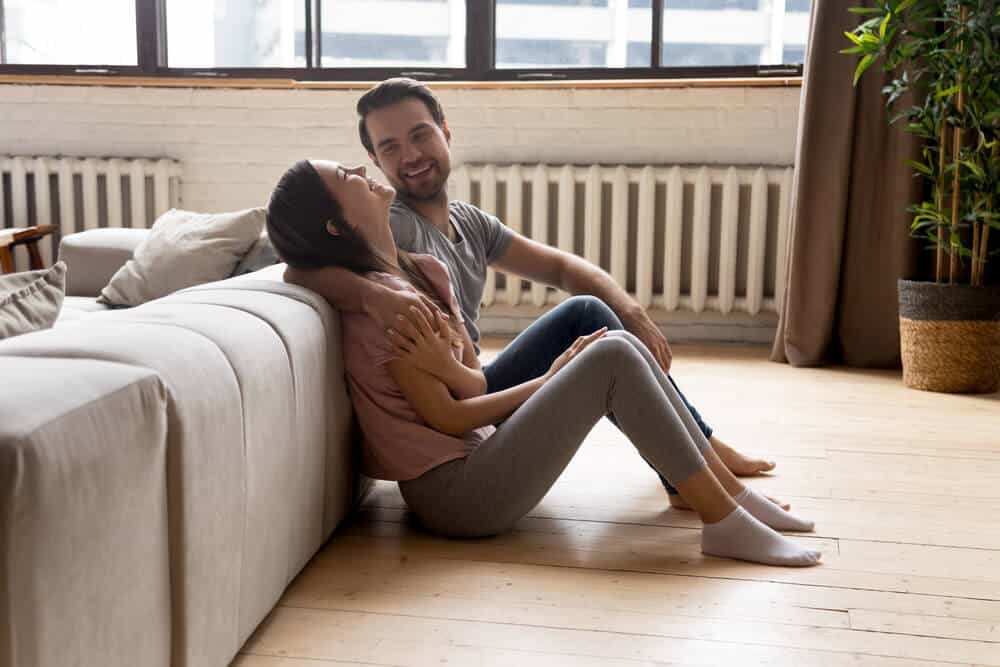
[734,487,814,532]
[702,507,822,567]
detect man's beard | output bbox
[395,162,449,202]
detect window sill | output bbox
[0,74,802,90]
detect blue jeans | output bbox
[482,296,714,496]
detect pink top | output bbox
[340,254,495,481]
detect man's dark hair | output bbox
[356,77,446,155]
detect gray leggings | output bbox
[399,331,712,538]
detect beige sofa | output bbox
[0,229,363,667]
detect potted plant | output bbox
[844,0,1000,393]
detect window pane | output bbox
[2,0,136,65]
[496,1,652,69]
[165,0,306,68]
[319,0,465,68]
[661,0,811,67]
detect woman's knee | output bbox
[563,295,622,332]
[603,329,649,355]
[604,329,639,344]
[586,333,645,367]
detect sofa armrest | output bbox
[59,228,149,297]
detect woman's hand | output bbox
[544,327,608,380]
[387,306,461,375]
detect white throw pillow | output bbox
[98,207,266,307]
[0,261,66,339]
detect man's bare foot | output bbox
[669,492,790,512]
[712,437,776,477]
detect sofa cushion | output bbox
[62,296,111,312]
[175,275,359,539]
[0,261,66,339]
[0,269,362,667]
[0,356,171,667]
[98,207,265,307]
[0,321,247,667]
[96,300,302,647]
[54,296,112,325]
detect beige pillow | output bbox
[231,231,279,277]
[0,261,67,339]
[98,207,266,307]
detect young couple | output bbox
[266,78,821,567]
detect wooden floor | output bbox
[233,342,1000,667]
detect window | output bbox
[0,0,809,79]
[165,0,306,68]
[0,0,136,66]
[319,0,465,68]
[660,0,811,68]
[496,0,652,69]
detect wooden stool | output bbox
[0,225,57,274]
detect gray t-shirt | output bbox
[390,199,514,349]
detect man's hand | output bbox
[621,308,673,374]
[363,282,445,333]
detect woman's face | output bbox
[311,160,395,242]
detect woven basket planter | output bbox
[898,280,1000,393]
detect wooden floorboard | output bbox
[234,343,1000,667]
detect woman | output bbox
[267,159,821,567]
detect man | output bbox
[287,78,781,510]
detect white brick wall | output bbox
[0,83,801,214]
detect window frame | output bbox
[0,0,805,81]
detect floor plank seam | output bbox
[271,603,996,663]
[360,513,1000,558]
[277,601,850,631]
[239,650,395,666]
[324,549,1000,602]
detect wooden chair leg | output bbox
[26,239,44,270]
[0,246,14,274]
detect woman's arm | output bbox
[387,307,486,399]
[387,360,543,435]
[387,328,608,436]
[433,324,486,398]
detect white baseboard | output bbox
[478,305,777,345]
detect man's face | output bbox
[364,97,452,201]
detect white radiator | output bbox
[451,163,794,341]
[0,156,181,271]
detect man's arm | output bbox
[284,265,440,331]
[492,233,674,372]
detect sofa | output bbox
[0,228,365,667]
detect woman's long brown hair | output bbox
[266,160,463,345]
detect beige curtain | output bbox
[771,0,922,368]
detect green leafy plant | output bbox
[844,0,1000,286]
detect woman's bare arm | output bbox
[387,307,486,399]
[387,360,542,436]
[386,328,607,436]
